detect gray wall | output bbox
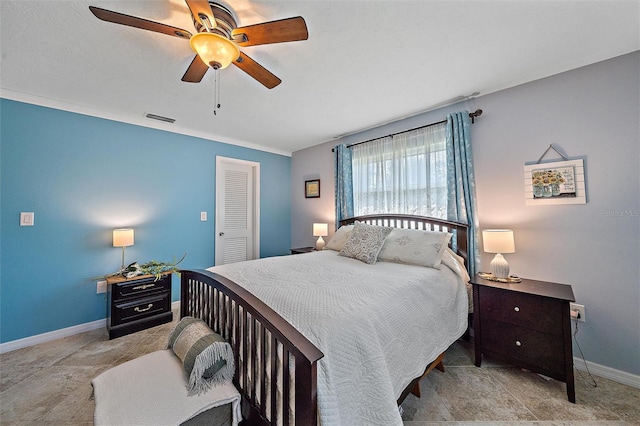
[291,52,640,376]
[291,143,336,248]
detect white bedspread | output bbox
[209,250,469,426]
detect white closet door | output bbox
[215,157,260,265]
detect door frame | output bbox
[215,156,260,264]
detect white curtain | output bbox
[351,123,447,217]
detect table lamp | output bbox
[113,228,134,270]
[482,229,515,278]
[313,223,328,250]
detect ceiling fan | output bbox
[89,0,308,89]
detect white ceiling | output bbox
[1,0,638,155]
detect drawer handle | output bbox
[515,340,522,347]
[514,306,520,312]
[134,304,153,313]
[132,284,156,291]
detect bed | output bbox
[179,214,470,425]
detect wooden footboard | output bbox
[180,269,324,426]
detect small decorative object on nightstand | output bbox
[313,223,328,250]
[290,246,316,255]
[106,272,173,339]
[471,274,576,402]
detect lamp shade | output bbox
[482,229,515,254]
[113,228,134,248]
[313,223,328,237]
[189,32,240,70]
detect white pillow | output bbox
[377,228,452,269]
[339,222,392,264]
[324,225,354,251]
[441,247,471,283]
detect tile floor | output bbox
[1,307,639,425]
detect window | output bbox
[351,123,447,218]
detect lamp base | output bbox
[490,253,510,278]
[120,246,126,272]
[315,236,325,251]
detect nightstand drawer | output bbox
[114,275,170,300]
[112,293,171,324]
[479,286,563,335]
[481,318,565,375]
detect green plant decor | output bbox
[114,253,187,281]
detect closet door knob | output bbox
[515,340,522,347]
[219,232,225,237]
[514,306,520,312]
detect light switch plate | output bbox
[20,212,34,226]
[200,211,207,221]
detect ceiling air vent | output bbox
[145,113,175,123]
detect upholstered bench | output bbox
[92,317,242,426]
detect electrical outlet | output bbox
[20,212,34,226]
[570,302,585,322]
[97,280,107,294]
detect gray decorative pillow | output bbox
[167,317,235,395]
[324,225,354,251]
[377,228,452,269]
[339,222,392,264]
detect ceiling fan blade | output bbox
[232,16,308,47]
[89,6,192,39]
[184,0,216,30]
[233,52,281,89]
[181,55,209,83]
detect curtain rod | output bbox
[339,109,483,150]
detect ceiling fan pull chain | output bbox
[213,68,221,116]
[217,70,222,111]
[213,69,217,115]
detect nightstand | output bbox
[290,246,316,255]
[471,274,576,402]
[106,273,173,339]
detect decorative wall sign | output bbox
[524,159,586,205]
[305,179,320,198]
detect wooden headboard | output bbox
[339,214,469,267]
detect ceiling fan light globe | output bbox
[190,32,239,70]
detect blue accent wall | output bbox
[0,99,291,343]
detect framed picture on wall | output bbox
[305,179,320,198]
[524,159,586,205]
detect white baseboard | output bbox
[0,318,106,354]
[574,356,640,389]
[0,301,182,354]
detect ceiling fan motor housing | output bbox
[193,1,238,39]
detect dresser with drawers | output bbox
[106,273,173,339]
[471,275,576,402]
